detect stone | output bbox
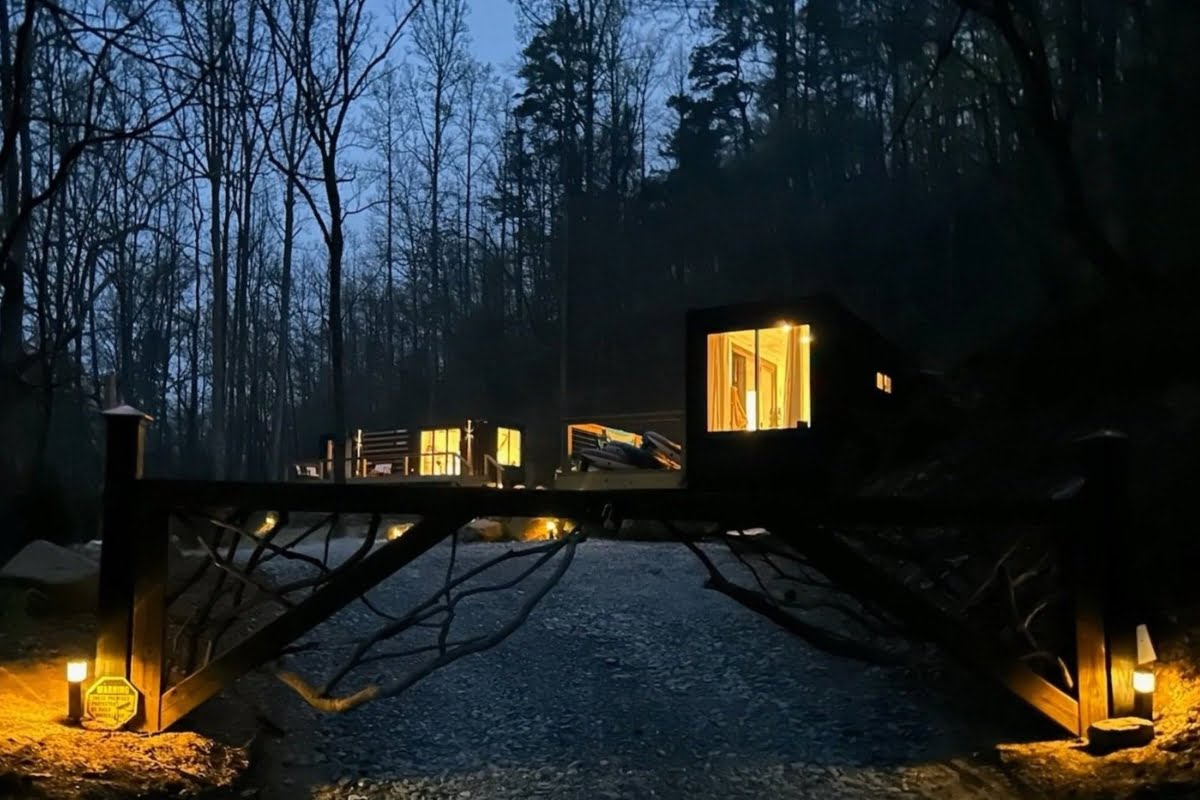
[496,517,560,541]
[459,518,504,543]
[73,540,103,562]
[0,539,99,614]
[1088,717,1155,754]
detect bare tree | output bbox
[1,0,211,369]
[409,0,469,421]
[259,0,312,479]
[174,0,238,477]
[261,0,421,482]
[363,67,412,407]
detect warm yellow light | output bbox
[745,390,757,431]
[251,511,279,537]
[387,523,413,541]
[1133,666,1155,694]
[545,519,559,537]
[66,660,88,683]
[778,321,792,331]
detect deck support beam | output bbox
[769,524,1081,735]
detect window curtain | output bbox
[782,326,809,428]
[707,334,732,431]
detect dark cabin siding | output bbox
[684,295,915,493]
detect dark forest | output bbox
[3,0,1195,498]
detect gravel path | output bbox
[227,538,1030,800]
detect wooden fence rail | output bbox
[93,407,1133,737]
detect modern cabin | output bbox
[685,295,911,492]
[295,418,526,487]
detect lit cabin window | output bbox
[497,427,522,467]
[419,428,462,476]
[706,323,812,432]
[876,372,893,394]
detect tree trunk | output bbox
[325,153,347,484]
[271,170,296,479]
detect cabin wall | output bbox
[684,297,913,492]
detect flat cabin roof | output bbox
[686,294,912,367]
[353,419,527,433]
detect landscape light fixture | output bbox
[66,660,88,722]
[1133,623,1158,721]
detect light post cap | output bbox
[103,405,154,421]
[1073,428,1129,443]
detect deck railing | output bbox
[94,407,1135,737]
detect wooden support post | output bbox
[95,406,152,680]
[1072,567,1109,734]
[129,506,169,732]
[1076,430,1135,718]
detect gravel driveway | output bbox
[222,537,1031,799]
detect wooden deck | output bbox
[94,409,1133,738]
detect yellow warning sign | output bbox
[85,676,140,730]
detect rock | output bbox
[73,539,103,562]
[459,518,504,543]
[500,517,561,541]
[0,539,99,614]
[1088,717,1155,754]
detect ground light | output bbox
[1134,623,1158,721]
[66,660,88,722]
[1133,666,1156,720]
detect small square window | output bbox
[876,372,893,394]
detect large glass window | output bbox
[706,324,812,432]
[497,427,522,467]
[419,428,462,475]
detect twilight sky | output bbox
[467,1,521,70]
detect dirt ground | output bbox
[2,578,1199,799]
[0,613,247,799]
[998,639,1200,799]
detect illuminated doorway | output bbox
[419,428,462,476]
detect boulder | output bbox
[460,518,504,543]
[0,539,99,615]
[502,517,562,541]
[77,539,103,562]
